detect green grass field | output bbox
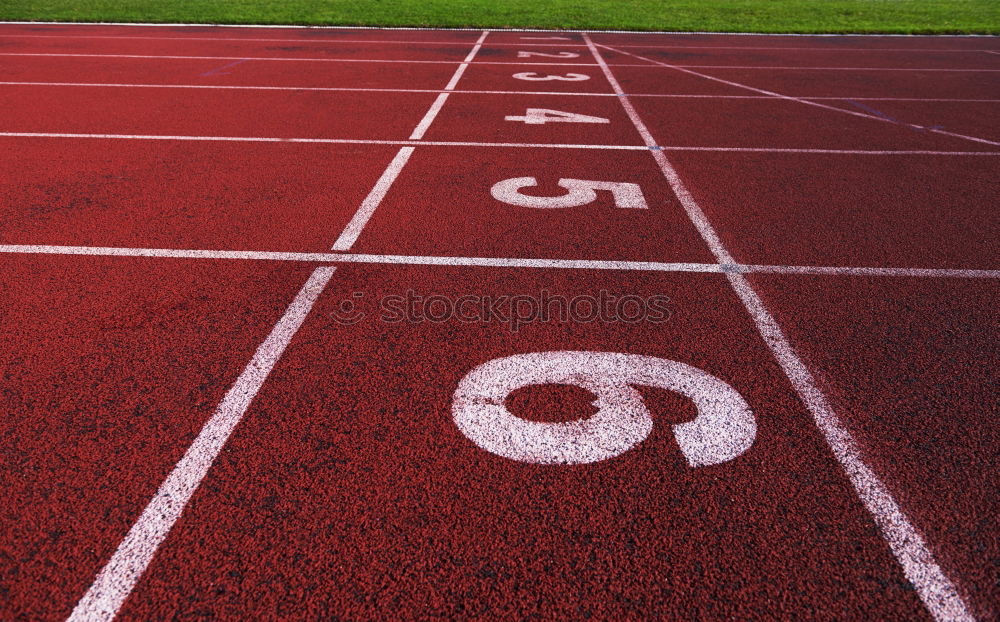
[3,0,998,34]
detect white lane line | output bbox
[0,132,650,150]
[0,81,622,96]
[4,82,998,102]
[0,32,578,46]
[331,146,416,250]
[409,31,487,139]
[657,146,999,155]
[334,31,488,246]
[598,43,1000,148]
[3,245,998,279]
[739,264,1000,278]
[66,265,336,622]
[585,32,976,622]
[592,42,1000,53]
[0,244,719,272]
[3,132,999,155]
[3,51,996,71]
[6,32,999,53]
[611,63,1000,71]
[0,51,597,66]
[0,20,992,36]
[334,28,487,242]
[66,32,489,622]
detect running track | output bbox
[0,23,997,621]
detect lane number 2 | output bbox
[513,72,590,81]
[517,51,580,59]
[491,177,648,209]
[452,351,756,466]
[505,109,609,125]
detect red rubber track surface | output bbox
[0,23,997,621]
[115,266,929,620]
[0,255,317,619]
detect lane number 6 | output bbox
[452,351,756,466]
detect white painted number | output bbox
[512,72,590,82]
[505,109,609,125]
[452,351,756,466]
[491,177,648,209]
[517,51,581,59]
[521,36,571,40]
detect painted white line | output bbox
[5,132,999,155]
[0,51,598,66]
[0,81,624,96]
[6,32,998,53]
[585,32,977,622]
[3,81,998,103]
[738,264,1000,278]
[599,43,1000,147]
[0,32,581,46]
[617,63,1000,71]
[66,264,336,622]
[66,33,490,622]
[331,146,416,250]
[3,51,995,71]
[409,30,487,139]
[410,93,451,140]
[595,43,1000,53]
[3,244,998,278]
[650,95,1000,102]
[657,147,999,155]
[334,29,488,247]
[1,20,996,37]
[0,243,720,272]
[0,132,655,150]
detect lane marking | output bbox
[66,265,337,622]
[4,32,999,53]
[3,82,998,102]
[598,43,1000,147]
[585,32,977,622]
[67,31,490,622]
[332,146,416,249]
[0,51,598,66]
[0,131,646,149]
[333,30,489,248]
[2,132,998,155]
[2,52,996,71]
[1,20,996,37]
[2,244,997,279]
[608,63,1000,71]
[453,352,754,466]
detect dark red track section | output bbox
[0,23,997,621]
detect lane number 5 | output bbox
[491,177,648,209]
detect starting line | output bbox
[1,244,997,279]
